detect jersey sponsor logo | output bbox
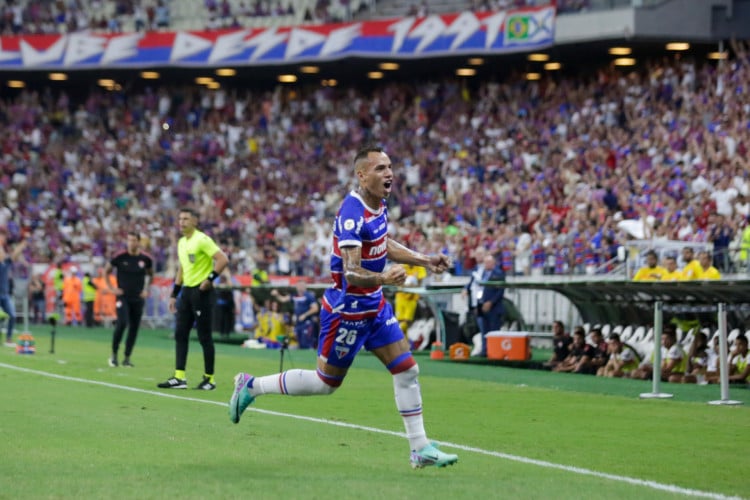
[343,319,366,328]
[373,221,386,234]
[344,219,355,231]
[368,240,387,256]
[386,316,398,326]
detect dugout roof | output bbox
[432,279,750,328]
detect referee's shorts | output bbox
[176,286,214,336]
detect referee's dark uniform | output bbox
[158,212,227,390]
[108,248,153,366]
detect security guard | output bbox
[52,263,64,314]
[740,219,750,272]
[157,208,228,390]
[82,272,98,328]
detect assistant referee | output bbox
[157,207,229,390]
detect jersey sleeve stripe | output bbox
[337,239,363,248]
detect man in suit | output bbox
[461,247,487,342]
[477,253,506,357]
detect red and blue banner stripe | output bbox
[0,6,554,69]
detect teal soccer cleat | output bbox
[410,443,459,469]
[229,373,255,424]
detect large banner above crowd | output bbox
[0,6,554,69]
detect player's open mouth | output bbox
[384,181,392,190]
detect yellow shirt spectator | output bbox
[633,250,666,281]
[255,302,288,344]
[395,264,428,333]
[634,265,668,281]
[682,259,702,280]
[695,251,721,280]
[696,266,721,280]
[661,269,684,281]
[661,257,684,281]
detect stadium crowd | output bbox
[2,0,588,36]
[1,44,750,283]
[1,0,170,35]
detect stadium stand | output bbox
[2,46,750,280]
[2,2,750,356]
[5,0,621,35]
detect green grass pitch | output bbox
[0,325,748,499]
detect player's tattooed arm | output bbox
[341,246,406,287]
[386,239,451,273]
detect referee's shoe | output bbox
[157,376,188,389]
[194,376,216,390]
[157,375,216,390]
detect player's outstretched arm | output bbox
[341,246,406,287]
[386,239,450,273]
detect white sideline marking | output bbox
[0,362,741,500]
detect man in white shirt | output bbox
[462,247,487,345]
[630,328,686,382]
[710,177,738,217]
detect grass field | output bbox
[1,325,748,500]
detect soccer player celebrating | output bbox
[229,146,458,468]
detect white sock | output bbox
[393,365,429,451]
[249,369,336,396]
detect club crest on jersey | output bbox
[335,345,351,358]
[344,219,355,231]
[138,260,145,268]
